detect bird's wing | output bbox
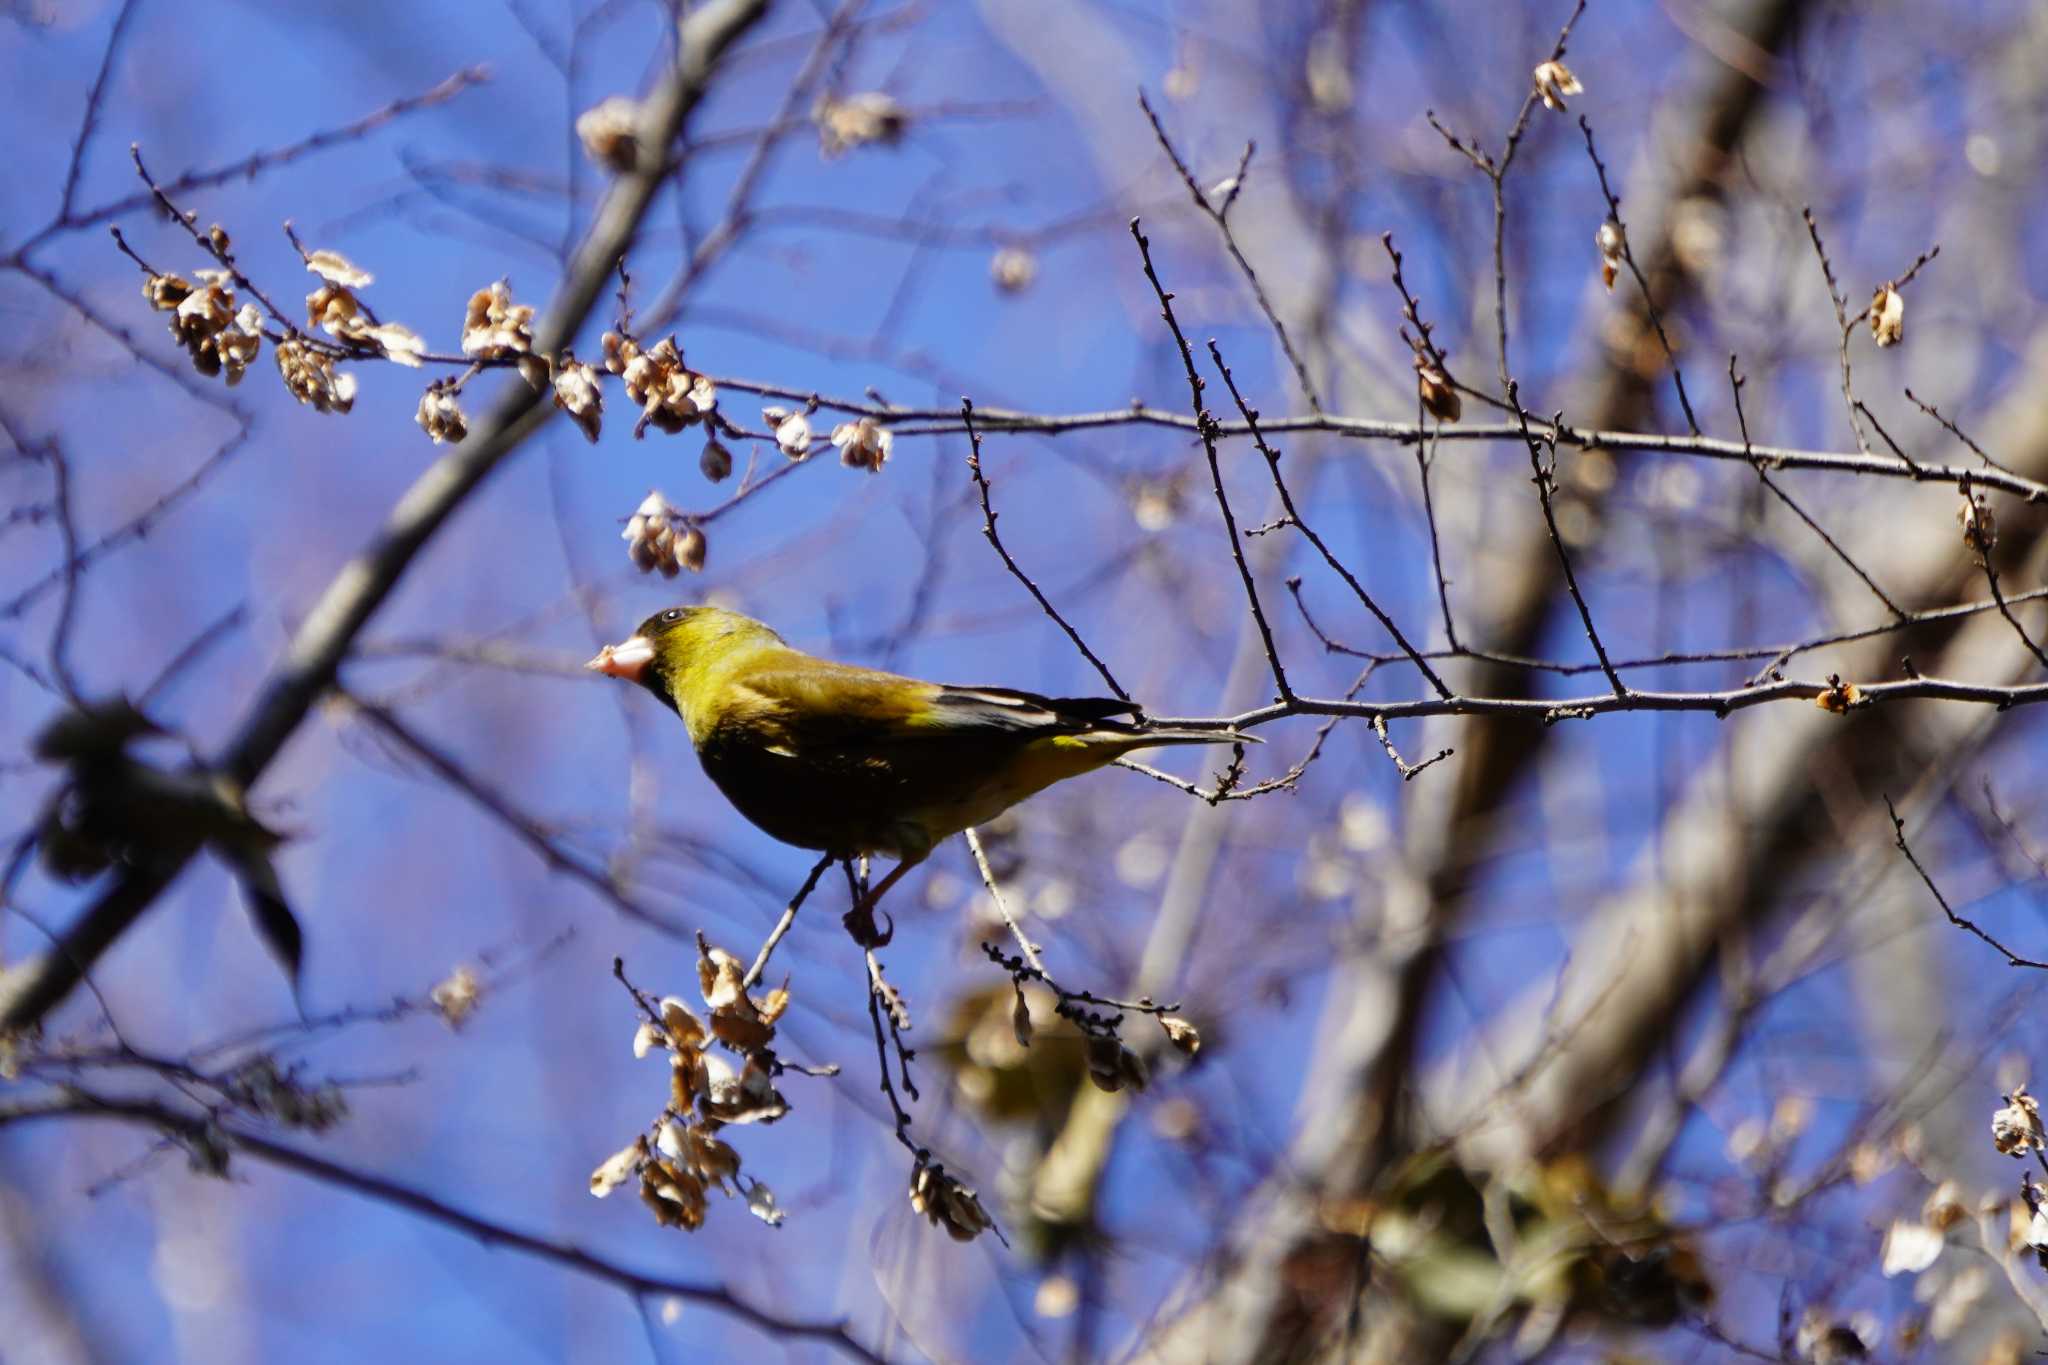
[729,665,1136,751]
[925,685,1139,733]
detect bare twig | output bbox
[0,1094,885,1363]
[1129,216,1295,704]
[742,853,835,991]
[1511,387,1624,694]
[1578,115,1700,435]
[1207,339,1452,699]
[55,0,142,221]
[1887,795,2048,969]
[1137,92,1322,415]
[1729,356,1906,619]
[961,398,1130,702]
[1426,0,1589,392]
[343,694,689,935]
[1372,715,1454,782]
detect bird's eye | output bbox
[661,608,683,623]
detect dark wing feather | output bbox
[928,686,1139,734]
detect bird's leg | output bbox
[841,858,913,948]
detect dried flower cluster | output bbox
[907,1151,994,1242]
[2020,1175,2048,1273]
[1793,1311,1868,1364]
[603,332,717,437]
[430,964,482,1029]
[144,269,263,385]
[1880,1179,1968,1278]
[829,416,892,473]
[589,942,794,1232]
[461,280,534,361]
[990,246,1037,294]
[1993,1085,2043,1158]
[1871,283,1906,347]
[621,490,705,577]
[763,405,814,460]
[814,91,907,157]
[1958,485,1997,561]
[1531,59,1583,113]
[131,238,911,496]
[576,95,642,173]
[414,384,468,445]
[551,352,604,444]
[303,250,426,366]
[274,337,357,414]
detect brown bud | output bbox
[1871,284,1904,347]
[699,438,733,483]
[1596,218,1626,292]
[1813,675,1861,714]
[1416,357,1461,423]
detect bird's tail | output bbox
[1104,726,1261,751]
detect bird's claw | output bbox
[842,903,894,949]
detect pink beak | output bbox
[585,634,656,683]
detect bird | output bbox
[586,605,1252,916]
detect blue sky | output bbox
[5,0,2047,1360]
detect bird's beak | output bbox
[586,634,656,683]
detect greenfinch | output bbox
[586,606,1249,910]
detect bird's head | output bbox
[585,605,782,713]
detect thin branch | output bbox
[1,424,251,623]
[1801,206,1872,458]
[1207,339,1452,699]
[1136,92,1322,414]
[1887,796,2048,970]
[1426,0,1589,392]
[960,399,1130,703]
[1129,216,1295,704]
[1729,356,1906,619]
[1578,115,1700,435]
[827,400,2048,506]
[642,0,865,328]
[32,437,86,703]
[56,0,142,220]
[1907,387,2016,475]
[742,853,834,991]
[344,693,688,935]
[139,605,249,708]
[0,1094,884,1363]
[1511,388,1624,694]
[1963,474,2048,673]
[17,68,489,257]
[1413,430,1460,649]
[1372,715,1454,782]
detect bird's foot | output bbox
[841,902,894,949]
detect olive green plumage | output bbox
[588,605,1247,867]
